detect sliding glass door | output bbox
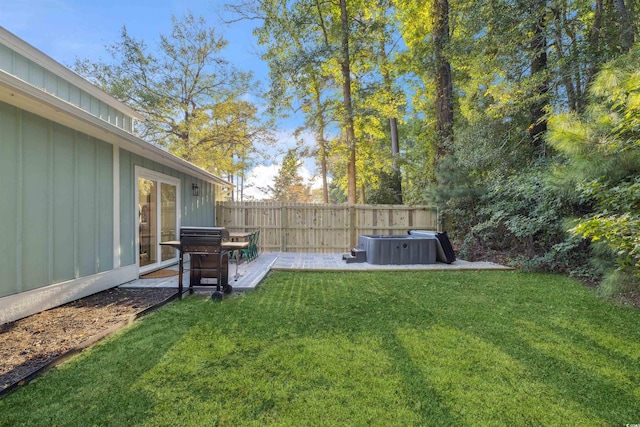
[160,183,177,262]
[138,177,157,267]
[136,169,180,273]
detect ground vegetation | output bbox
[2,271,639,425]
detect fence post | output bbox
[281,204,287,252]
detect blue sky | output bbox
[2,0,318,199]
[2,0,264,78]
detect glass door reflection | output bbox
[160,183,177,262]
[138,178,157,267]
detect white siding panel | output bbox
[44,69,57,94]
[0,265,138,325]
[69,85,81,107]
[0,44,13,72]
[57,79,70,102]
[80,90,90,111]
[14,54,29,81]
[90,95,99,116]
[29,63,45,88]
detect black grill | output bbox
[179,227,231,298]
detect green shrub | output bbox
[467,165,593,276]
[547,46,640,292]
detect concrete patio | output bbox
[120,252,512,294]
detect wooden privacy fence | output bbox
[215,202,439,253]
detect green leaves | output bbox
[549,46,640,279]
[75,12,270,179]
[570,178,640,274]
[261,148,316,202]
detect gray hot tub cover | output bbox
[408,230,456,264]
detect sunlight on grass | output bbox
[552,317,640,363]
[397,325,602,425]
[517,319,640,400]
[1,271,639,426]
[134,330,420,426]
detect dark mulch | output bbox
[0,287,177,393]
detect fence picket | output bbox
[215,202,438,253]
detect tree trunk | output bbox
[340,0,357,205]
[585,0,604,103]
[529,1,549,157]
[314,87,330,204]
[360,184,367,204]
[614,0,636,52]
[380,36,403,204]
[552,5,578,111]
[389,117,403,204]
[433,0,454,163]
[320,138,329,204]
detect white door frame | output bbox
[134,166,181,274]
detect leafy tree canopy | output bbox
[75,12,273,178]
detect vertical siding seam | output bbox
[95,138,99,273]
[16,109,23,293]
[176,176,181,232]
[73,131,79,278]
[113,145,120,269]
[48,121,54,285]
[10,48,15,74]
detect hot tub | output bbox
[358,234,437,265]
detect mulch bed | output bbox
[0,287,177,395]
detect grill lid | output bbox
[180,227,229,240]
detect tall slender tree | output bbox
[433,0,454,161]
[528,0,549,156]
[394,0,454,182]
[339,0,358,204]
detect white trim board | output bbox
[0,265,138,325]
[135,166,182,275]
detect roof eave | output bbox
[0,71,232,188]
[0,26,145,122]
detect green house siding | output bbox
[21,109,50,292]
[0,28,230,324]
[52,126,76,282]
[118,149,217,267]
[0,102,19,296]
[0,101,113,298]
[0,43,132,132]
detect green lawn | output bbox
[1,271,639,426]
